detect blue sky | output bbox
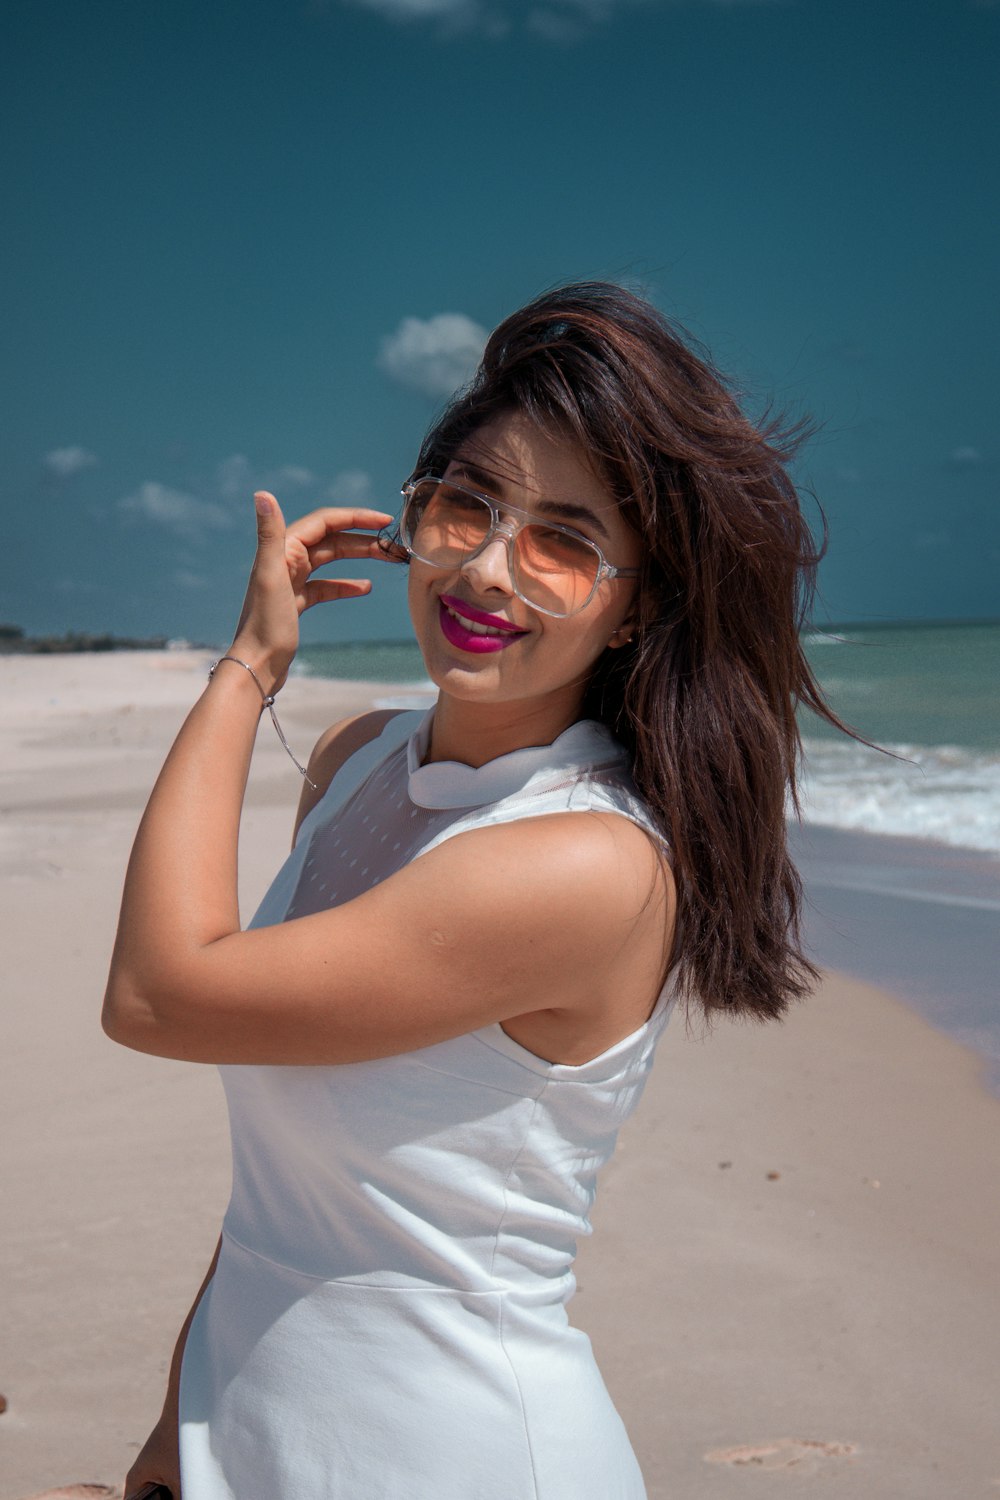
[3,0,997,645]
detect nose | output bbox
[460,526,516,596]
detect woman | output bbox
[105,282,837,1499]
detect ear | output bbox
[606,620,636,651]
[605,588,640,649]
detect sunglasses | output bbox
[398,477,639,619]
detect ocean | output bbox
[299,620,1000,857]
[798,621,999,856]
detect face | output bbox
[407,411,641,730]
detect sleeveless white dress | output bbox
[178,710,676,1499]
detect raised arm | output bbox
[103,496,674,1069]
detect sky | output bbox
[2,0,997,646]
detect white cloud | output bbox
[173,569,210,589]
[119,459,374,546]
[217,453,256,500]
[216,453,317,500]
[378,313,487,398]
[271,465,316,490]
[526,7,583,38]
[44,446,98,478]
[342,0,505,32]
[341,0,778,38]
[119,482,233,539]
[950,446,983,467]
[527,0,616,35]
[348,0,473,16]
[327,469,375,504]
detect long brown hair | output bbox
[409,281,846,1022]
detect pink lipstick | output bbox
[438,595,528,655]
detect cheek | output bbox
[581,585,632,645]
[405,568,420,632]
[407,562,439,623]
[547,613,617,675]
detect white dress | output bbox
[178,710,676,1499]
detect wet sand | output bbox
[2,651,998,1499]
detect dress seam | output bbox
[220,1226,503,1290]
[498,1293,541,1500]
[488,1083,549,1281]
[409,1054,550,1096]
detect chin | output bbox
[425,655,517,700]
[414,619,519,692]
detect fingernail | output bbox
[254,492,271,516]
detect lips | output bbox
[438,595,528,655]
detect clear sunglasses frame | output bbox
[398,476,640,619]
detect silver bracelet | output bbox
[208,656,318,789]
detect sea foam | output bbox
[798,736,1000,855]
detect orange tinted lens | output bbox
[409,483,491,564]
[514,525,600,615]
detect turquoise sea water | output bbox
[801,622,998,752]
[798,622,999,855]
[297,640,431,685]
[298,620,1000,855]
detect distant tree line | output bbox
[0,624,169,654]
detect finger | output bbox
[254,490,287,539]
[300,577,373,610]
[300,534,400,568]
[376,536,410,564]
[286,508,395,548]
[253,492,289,578]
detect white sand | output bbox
[2,651,998,1499]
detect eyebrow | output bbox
[449,460,612,543]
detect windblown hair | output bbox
[409,282,847,1022]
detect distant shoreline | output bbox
[0,627,211,655]
[810,614,1000,633]
[3,614,998,658]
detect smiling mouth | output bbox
[437,595,528,654]
[441,596,525,636]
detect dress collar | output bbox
[406,709,626,811]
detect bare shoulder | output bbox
[415,807,675,945]
[292,708,407,842]
[393,809,675,1059]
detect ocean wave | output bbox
[798,736,1000,855]
[801,630,854,647]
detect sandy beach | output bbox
[2,651,998,1500]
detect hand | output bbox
[123,1410,181,1499]
[229,492,397,695]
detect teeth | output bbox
[445,603,517,637]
